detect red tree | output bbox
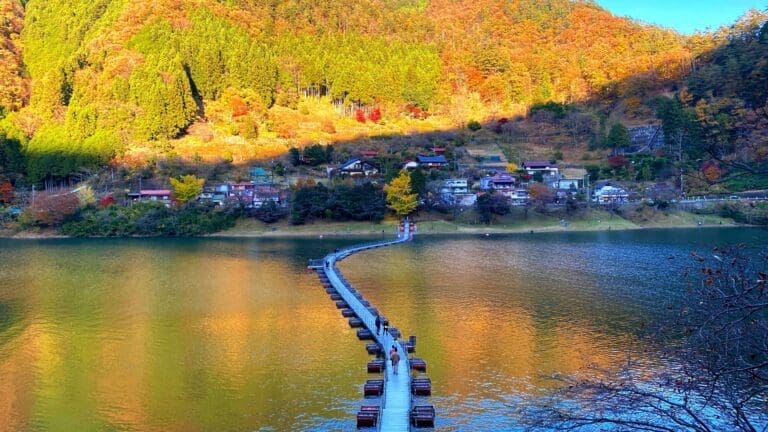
[405,104,429,119]
[608,155,630,168]
[368,107,381,122]
[25,191,80,226]
[0,180,13,204]
[355,108,366,123]
[98,194,116,208]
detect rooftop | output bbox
[417,155,448,164]
[139,189,171,196]
[491,173,516,183]
[561,168,587,178]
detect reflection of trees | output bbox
[525,247,768,431]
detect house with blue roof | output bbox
[416,155,448,168]
[329,158,380,178]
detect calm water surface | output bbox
[0,228,766,431]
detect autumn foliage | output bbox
[355,109,366,123]
[701,161,721,183]
[24,191,80,226]
[0,0,764,189]
[405,104,429,119]
[384,170,418,216]
[229,95,248,117]
[98,194,116,208]
[608,155,630,168]
[0,179,13,204]
[368,107,381,123]
[528,183,554,203]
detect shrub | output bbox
[467,120,482,131]
[61,202,238,237]
[22,191,80,227]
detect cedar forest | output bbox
[0,0,766,190]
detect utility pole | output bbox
[584,173,591,210]
[680,168,684,198]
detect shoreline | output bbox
[2,222,753,240]
[209,221,752,239]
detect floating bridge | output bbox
[309,220,434,430]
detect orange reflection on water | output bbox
[343,242,656,398]
[0,323,43,432]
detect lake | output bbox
[0,228,766,431]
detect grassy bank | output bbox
[212,217,400,237]
[214,208,738,238]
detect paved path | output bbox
[314,222,413,431]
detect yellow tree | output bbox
[170,175,205,204]
[384,170,418,216]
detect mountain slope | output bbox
[0,0,698,180]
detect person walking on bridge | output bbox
[390,348,401,375]
[375,315,382,335]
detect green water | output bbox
[0,228,766,431]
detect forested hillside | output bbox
[655,11,768,190]
[0,0,764,184]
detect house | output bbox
[431,147,446,155]
[440,179,476,206]
[440,179,469,195]
[416,155,448,168]
[480,173,517,191]
[230,182,256,194]
[554,168,587,190]
[199,184,229,206]
[593,184,629,204]
[127,189,172,206]
[508,189,529,206]
[330,158,380,178]
[440,179,468,202]
[253,186,282,208]
[522,160,559,176]
[250,167,273,185]
[403,160,419,170]
[205,192,228,206]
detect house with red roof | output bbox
[127,189,173,206]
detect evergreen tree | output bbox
[409,167,427,197]
[607,123,631,149]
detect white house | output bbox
[508,189,529,206]
[440,179,469,195]
[403,160,419,170]
[522,160,559,176]
[440,179,475,206]
[593,185,629,204]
